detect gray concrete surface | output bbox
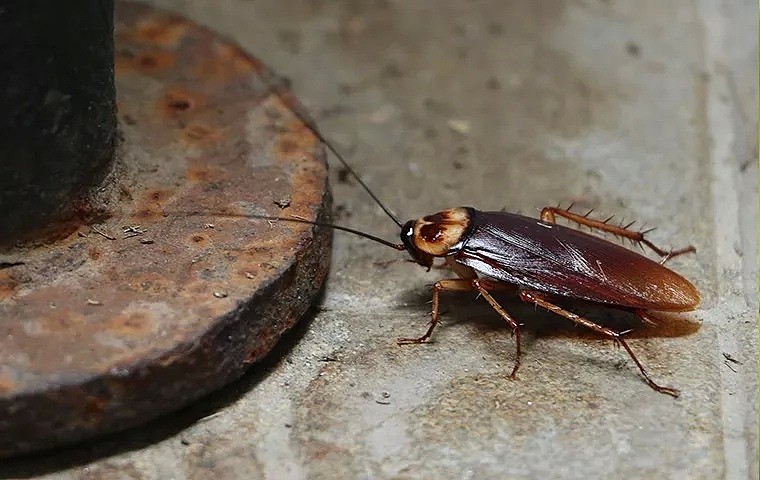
[2,0,757,479]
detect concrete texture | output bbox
[1,0,756,478]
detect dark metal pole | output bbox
[0,1,116,246]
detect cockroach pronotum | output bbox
[261,84,699,398]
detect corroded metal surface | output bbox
[0,1,331,458]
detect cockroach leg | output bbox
[518,289,680,397]
[397,279,473,345]
[540,206,695,262]
[657,246,696,265]
[471,279,521,379]
[398,278,522,379]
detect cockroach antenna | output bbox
[248,214,405,251]
[313,126,403,228]
[268,75,403,228]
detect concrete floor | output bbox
[3,0,757,478]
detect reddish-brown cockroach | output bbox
[261,83,699,398]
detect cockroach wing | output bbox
[455,210,699,311]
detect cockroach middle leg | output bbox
[540,206,695,262]
[472,279,521,379]
[518,289,680,397]
[398,278,522,379]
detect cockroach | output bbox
[260,83,699,398]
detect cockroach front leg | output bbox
[540,206,696,263]
[397,278,522,379]
[397,279,473,345]
[518,289,680,397]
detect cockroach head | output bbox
[401,219,434,268]
[400,208,471,268]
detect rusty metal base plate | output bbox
[0,1,331,458]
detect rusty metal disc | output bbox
[0,1,331,458]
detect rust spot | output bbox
[191,234,205,243]
[170,99,191,112]
[116,50,174,73]
[134,208,159,220]
[138,51,174,70]
[138,53,158,67]
[278,138,297,154]
[158,89,205,118]
[148,189,172,203]
[133,189,171,220]
[136,15,190,47]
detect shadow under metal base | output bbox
[0,1,331,458]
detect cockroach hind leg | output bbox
[657,245,697,265]
[518,290,680,397]
[540,206,696,263]
[617,338,681,398]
